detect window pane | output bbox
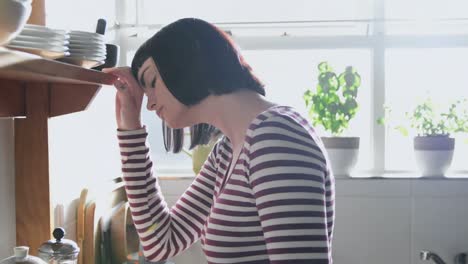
[128,49,372,173]
[46,0,115,31]
[385,48,468,172]
[49,88,122,203]
[385,0,468,35]
[138,0,374,25]
[385,21,468,35]
[242,49,372,171]
[141,110,193,175]
[385,0,468,20]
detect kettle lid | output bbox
[38,228,80,256]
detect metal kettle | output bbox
[37,228,79,264]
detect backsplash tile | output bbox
[333,197,411,264]
[412,198,468,264]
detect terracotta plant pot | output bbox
[321,137,360,178]
[414,136,455,177]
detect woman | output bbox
[104,18,335,264]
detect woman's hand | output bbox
[103,67,144,131]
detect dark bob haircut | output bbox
[131,18,265,153]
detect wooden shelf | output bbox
[0,47,115,85]
[0,47,116,255]
[0,47,115,118]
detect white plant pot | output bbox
[321,137,360,178]
[414,136,455,177]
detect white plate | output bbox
[69,53,106,59]
[7,41,68,52]
[69,42,106,48]
[68,43,106,52]
[69,41,104,45]
[70,37,105,44]
[70,30,104,39]
[69,46,106,51]
[69,35,105,42]
[10,38,69,47]
[20,28,68,39]
[69,45,105,51]
[70,34,104,42]
[15,34,70,43]
[69,49,106,56]
[24,24,67,34]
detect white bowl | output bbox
[0,0,32,45]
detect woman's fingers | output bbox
[105,67,144,130]
[104,67,143,98]
[103,67,136,85]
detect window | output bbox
[127,47,372,175]
[46,0,115,31]
[39,0,467,177]
[385,0,468,20]
[136,0,374,25]
[241,49,372,172]
[118,0,468,176]
[385,0,468,35]
[385,48,468,171]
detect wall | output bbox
[159,177,468,264]
[333,178,468,264]
[0,119,15,258]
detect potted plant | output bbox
[303,61,362,177]
[183,132,222,175]
[378,97,468,177]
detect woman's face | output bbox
[137,57,191,129]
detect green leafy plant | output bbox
[182,133,222,174]
[378,97,468,137]
[303,61,361,136]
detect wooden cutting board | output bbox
[83,200,96,264]
[76,188,88,264]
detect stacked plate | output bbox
[7,24,70,59]
[60,30,106,68]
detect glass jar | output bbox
[37,228,79,264]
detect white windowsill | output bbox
[155,169,468,181]
[340,170,468,180]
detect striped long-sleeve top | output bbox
[118,105,335,264]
